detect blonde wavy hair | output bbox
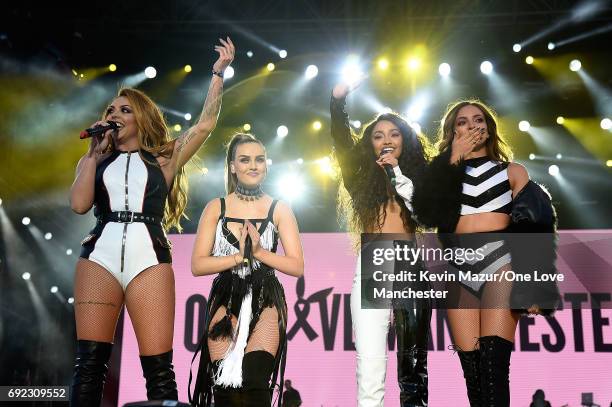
[102,87,188,232]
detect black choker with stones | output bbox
[235,183,264,201]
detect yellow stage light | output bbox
[606,160,612,167]
[407,57,421,71]
[556,116,565,125]
[173,124,182,132]
[267,63,275,72]
[184,65,192,73]
[109,64,117,72]
[377,58,389,70]
[243,123,251,131]
[312,120,322,131]
[525,56,534,65]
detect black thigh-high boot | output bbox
[455,348,481,407]
[70,340,113,407]
[479,335,513,407]
[242,351,275,407]
[394,303,432,407]
[139,350,178,400]
[211,360,243,407]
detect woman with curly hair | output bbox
[412,100,559,407]
[69,38,234,406]
[330,79,432,407]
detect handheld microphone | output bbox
[80,121,118,139]
[380,147,396,186]
[243,234,252,267]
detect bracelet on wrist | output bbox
[212,69,224,78]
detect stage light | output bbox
[266,159,273,166]
[519,120,531,132]
[279,49,287,59]
[267,63,275,72]
[72,69,78,76]
[556,116,565,124]
[480,61,493,75]
[109,64,117,72]
[305,65,318,79]
[22,272,31,280]
[202,167,209,175]
[277,173,305,201]
[66,249,73,255]
[600,118,612,130]
[44,232,52,240]
[607,160,612,167]
[243,123,251,131]
[22,217,31,226]
[341,56,363,85]
[569,59,582,72]
[0,198,2,206]
[316,156,334,176]
[556,153,563,160]
[184,65,192,73]
[548,164,560,176]
[407,104,424,122]
[68,297,74,304]
[312,120,322,131]
[438,63,451,76]
[173,124,182,132]
[184,113,192,121]
[377,58,389,70]
[529,153,536,160]
[411,122,422,134]
[548,42,556,50]
[277,125,289,138]
[351,120,362,129]
[247,50,253,58]
[513,44,522,53]
[297,158,304,165]
[224,66,235,79]
[144,66,157,79]
[525,56,534,65]
[407,57,421,71]
[50,286,58,293]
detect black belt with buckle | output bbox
[97,211,162,225]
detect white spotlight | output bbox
[276,125,289,138]
[44,232,52,240]
[569,59,582,72]
[144,66,157,79]
[277,173,305,201]
[68,297,75,304]
[438,63,451,77]
[548,42,556,50]
[529,153,536,160]
[184,113,192,121]
[341,56,364,86]
[351,120,362,129]
[297,158,304,165]
[305,65,319,80]
[513,44,522,53]
[410,122,422,134]
[480,61,493,75]
[246,50,254,58]
[224,66,235,79]
[66,249,73,256]
[556,153,563,160]
[22,217,31,226]
[50,286,58,293]
[0,198,2,206]
[382,107,392,114]
[22,272,31,280]
[518,120,531,132]
[266,159,273,166]
[601,118,612,130]
[548,164,560,177]
[279,49,287,59]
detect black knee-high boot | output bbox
[242,351,275,406]
[139,350,178,400]
[70,340,113,407]
[456,349,481,407]
[479,336,513,407]
[211,360,242,407]
[394,304,431,407]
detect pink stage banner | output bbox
[119,232,612,407]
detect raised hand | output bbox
[213,37,235,74]
[451,127,486,163]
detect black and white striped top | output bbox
[460,156,512,215]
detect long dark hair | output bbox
[224,133,266,194]
[337,112,432,238]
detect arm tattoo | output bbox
[176,77,223,154]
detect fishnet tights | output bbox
[74,258,175,356]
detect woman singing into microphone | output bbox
[330,79,432,407]
[190,133,304,406]
[69,38,234,405]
